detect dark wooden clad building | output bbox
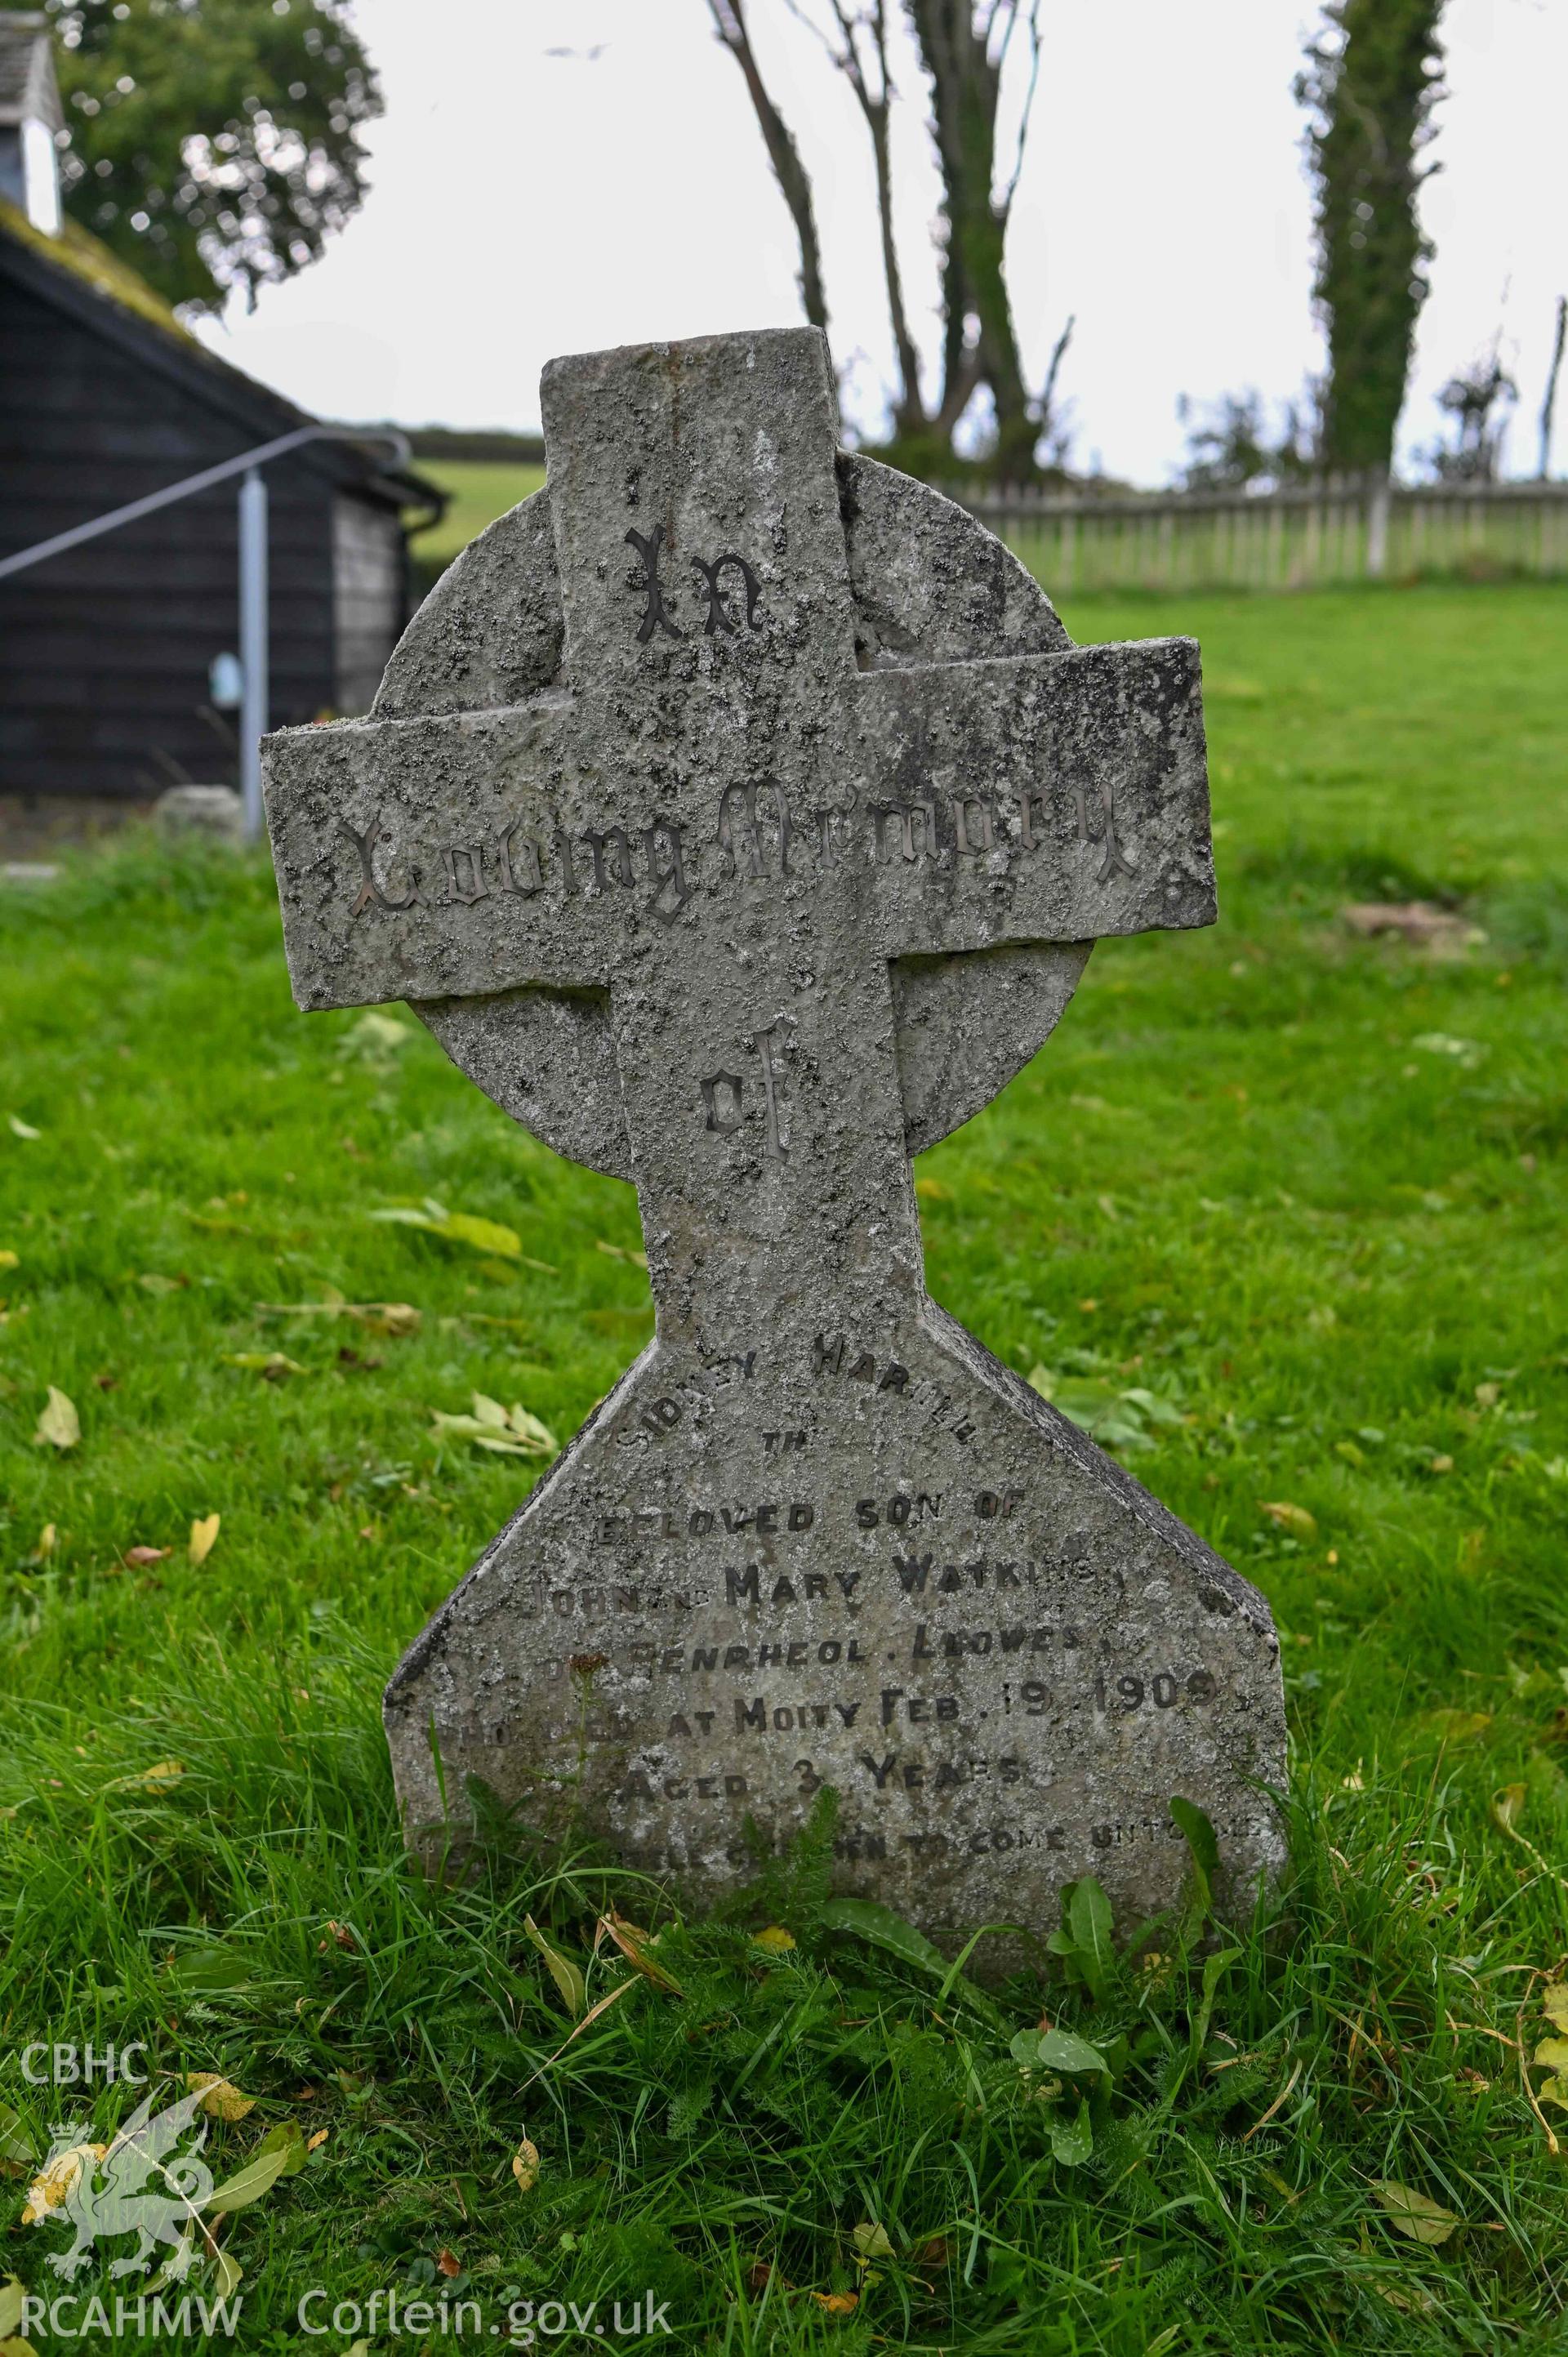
[0,18,440,806]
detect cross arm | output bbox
[849,636,1217,956]
[263,699,688,1011]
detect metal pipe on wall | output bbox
[238,467,270,841]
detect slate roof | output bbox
[0,14,63,131]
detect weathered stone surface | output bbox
[262,327,1285,1952]
[154,783,244,841]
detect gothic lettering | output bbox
[625,524,682,642]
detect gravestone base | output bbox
[386,1298,1283,1948]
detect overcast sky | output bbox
[192,0,1568,486]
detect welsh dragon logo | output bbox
[24,2087,215,2280]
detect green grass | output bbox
[2,582,1567,2351]
[415,461,547,578]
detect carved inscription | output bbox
[340,774,1134,925]
[519,1439,1232,1845]
[700,1023,789,1160]
[625,532,765,642]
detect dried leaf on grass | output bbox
[112,1759,185,1792]
[511,2136,540,2194]
[189,1513,220,1566]
[1370,2179,1460,2245]
[599,1912,684,1995]
[370,1198,527,1261]
[432,1392,558,1459]
[224,1352,308,1379]
[33,1387,79,1450]
[22,2142,105,2223]
[1258,1500,1317,1539]
[187,2073,256,2122]
[1342,900,1473,952]
[811,2291,859,2315]
[256,1299,420,1338]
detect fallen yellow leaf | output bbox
[35,1524,56,1560]
[1542,1983,1568,2035]
[255,1299,421,1338]
[1370,2179,1459,2246]
[187,2073,255,2122]
[33,1387,80,1450]
[21,2143,104,2225]
[512,2135,540,2194]
[599,1911,684,1994]
[1533,2038,1568,2072]
[1421,1708,1492,1744]
[811,2291,859,2315]
[753,1926,797,1953]
[1258,1500,1316,1539]
[189,1513,221,1566]
[305,2128,329,2152]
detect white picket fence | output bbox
[951,477,1568,594]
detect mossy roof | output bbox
[0,190,216,355]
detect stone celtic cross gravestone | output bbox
[264,327,1285,1947]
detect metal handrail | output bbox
[0,424,411,582]
[0,424,414,840]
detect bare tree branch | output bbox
[1539,293,1566,481]
[998,0,1043,220]
[706,0,831,336]
[1038,310,1074,428]
[781,0,928,431]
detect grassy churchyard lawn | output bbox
[414,463,547,583]
[2,579,1566,2352]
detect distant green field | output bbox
[415,460,546,576]
[2,583,1567,2350]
